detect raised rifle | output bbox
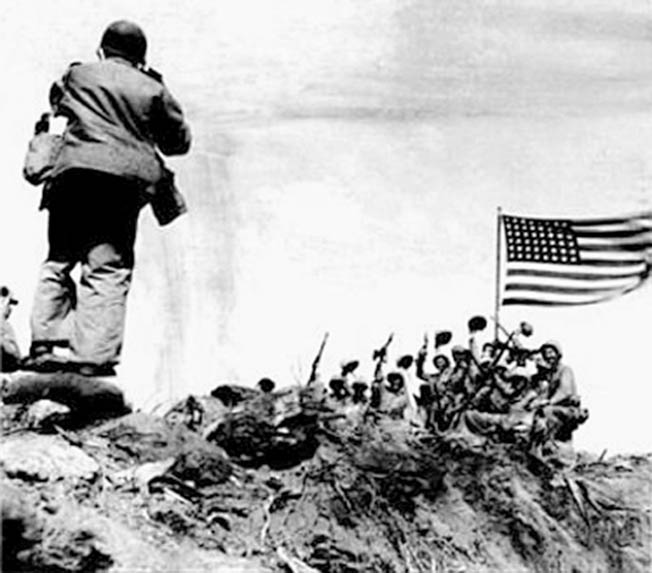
[420,332,428,355]
[489,319,534,367]
[368,333,394,410]
[447,326,535,428]
[372,332,394,382]
[307,332,329,386]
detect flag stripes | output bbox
[501,212,652,306]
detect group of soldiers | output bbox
[4,275,587,457]
[307,317,588,455]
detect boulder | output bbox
[0,434,99,483]
[2,372,130,424]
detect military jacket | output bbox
[49,57,191,186]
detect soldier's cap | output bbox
[540,340,562,358]
[329,377,347,389]
[434,330,452,347]
[519,321,534,337]
[451,345,469,356]
[468,315,487,332]
[340,359,360,374]
[0,286,18,305]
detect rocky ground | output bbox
[1,374,650,572]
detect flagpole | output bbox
[494,206,503,342]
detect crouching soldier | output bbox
[344,380,369,424]
[532,341,588,446]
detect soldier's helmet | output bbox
[540,340,562,359]
[101,20,147,64]
[0,286,18,305]
[257,378,276,394]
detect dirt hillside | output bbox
[1,383,650,573]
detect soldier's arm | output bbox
[512,389,537,411]
[469,333,482,366]
[48,64,77,116]
[151,87,192,156]
[415,350,429,381]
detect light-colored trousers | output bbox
[30,169,142,366]
[30,249,133,365]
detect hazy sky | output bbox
[1,0,651,453]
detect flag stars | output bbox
[503,215,580,263]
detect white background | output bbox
[1,0,651,453]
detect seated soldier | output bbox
[460,368,531,438]
[479,342,497,368]
[377,372,409,420]
[451,343,534,438]
[415,353,453,430]
[343,380,369,424]
[510,351,550,412]
[415,382,442,429]
[503,346,537,382]
[351,380,368,405]
[447,346,480,409]
[1,287,21,373]
[416,351,452,389]
[327,377,351,410]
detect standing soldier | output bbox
[25,21,191,376]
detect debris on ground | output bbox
[1,384,650,572]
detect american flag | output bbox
[501,212,652,306]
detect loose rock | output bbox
[0,434,99,483]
